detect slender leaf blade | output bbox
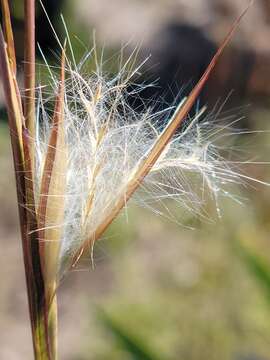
[0,0,16,74]
[98,308,164,360]
[235,239,270,304]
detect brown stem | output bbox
[24,0,36,145]
[23,129,53,360]
[23,2,57,357]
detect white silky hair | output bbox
[33,44,268,277]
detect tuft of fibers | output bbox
[32,46,267,279]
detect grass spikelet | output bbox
[0,1,260,359]
[29,7,256,277]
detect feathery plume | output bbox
[34,44,263,279]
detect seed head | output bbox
[30,46,268,280]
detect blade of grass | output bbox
[235,239,270,305]
[71,5,250,267]
[0,0,16,74]
[37,46,66,292]
[97,308,164,360]
[0,26,27,288]
[0,24,51,359]
[33,46,66,360]
[0,27,24,151]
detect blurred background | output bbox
[1,0,270,359]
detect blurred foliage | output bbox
[235,238,270,306]
[97,307,163,360]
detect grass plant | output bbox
[0,1,254,359]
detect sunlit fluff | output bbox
[33,49,259,277]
